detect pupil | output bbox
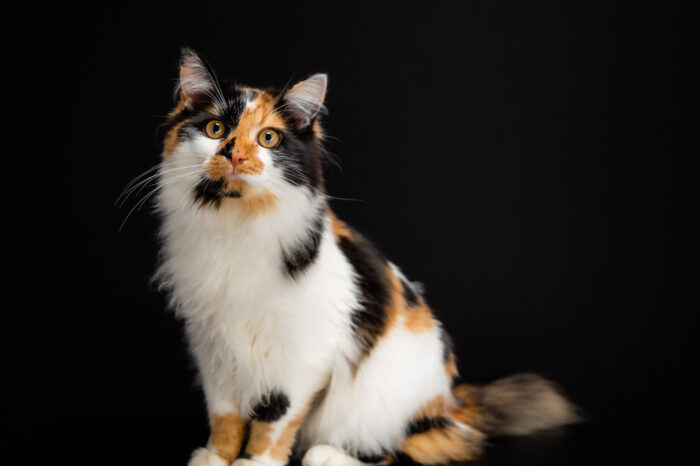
[265,132,272,142]
[213,124,220,133]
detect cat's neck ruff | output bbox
[155,178,326,320]
[159,176,322,247]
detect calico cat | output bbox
[152,49,579,466]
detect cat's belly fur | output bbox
[160,206,450,454]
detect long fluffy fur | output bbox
[452,374,581,437]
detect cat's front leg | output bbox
[233,388,319,466]
[188,406,247,466]
[189,410,247,466]
[187,336,246,466]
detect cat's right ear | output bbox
[177,48,216,110]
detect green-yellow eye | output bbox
[205,120,226,139]
[257,128,281,148]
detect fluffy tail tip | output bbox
[471,373,582,436]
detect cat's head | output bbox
[160,49,327,210]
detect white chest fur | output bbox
[155,186,360,416]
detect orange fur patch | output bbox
[235,156,265,175]
[382,265,405,335]
[162,97,188,156]
[383,265,435,333]
[245,393,318,462]
[415,395,448,419]
[237,190,279,218]
[327,208,352,241]
[312,119,325,140]
[403,304,435,332]
[220,92,286,177]
[209,413,247,462]
[400,392,485,463]
[245,421,274,457]
[268,409,307,461]
[449,383,485,427]
[163,120,185,156]
[400,423,483,464]
[203,155,232,179]
[224,178,247,194]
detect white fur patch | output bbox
[188,448,228,466]
[303,445,368,466]
[233,458,283,466]
[299,323,450,456]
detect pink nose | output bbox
[232,151,247,167]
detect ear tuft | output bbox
[178,48,215,110]
[283,73,328,130]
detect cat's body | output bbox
[153,50,578,466]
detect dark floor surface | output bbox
[4,415,693,465]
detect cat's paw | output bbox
[302,445,365,466]
[232,459,258,466]
[232,458,275,466]
[188,447,229,466]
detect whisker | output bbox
[118,169,202,231]
[116,164,163,205]
[116,164,202,208]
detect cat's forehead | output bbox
[222,85,257,106]
[207,84,282,124]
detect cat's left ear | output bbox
[282,74,328,130]
[177,48,216,111]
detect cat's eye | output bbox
[257,128,282,148]
[205,120,226,139]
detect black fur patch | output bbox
[268,130,324,190]
[282,206,325,278]
[165,106,192,129]
[400,277,419,307]
[271,94,325,190]
[193,177,225,207]
[395,453,420,465]
[251,390,290,423]
[337,234,391,358]
[217,137,236,159]
[355,452,388,463]
[406,416,453,436]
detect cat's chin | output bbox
[222,176,248,195]
[224,172,242,182]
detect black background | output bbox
[6,2,696,465]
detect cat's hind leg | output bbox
[398,420,485,464]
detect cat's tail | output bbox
[450,373,581,436]
[397,374,580,464]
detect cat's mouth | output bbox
[198,156,252,201]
